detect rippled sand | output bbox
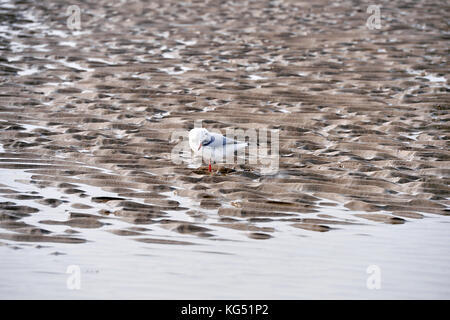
[0,0,449,299]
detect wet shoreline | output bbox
[0,0,449,298]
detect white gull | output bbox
[188,128,247,170]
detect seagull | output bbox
[188,128,247,172]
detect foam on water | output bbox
[423,74,446,83]
[248,75,268,80]
[18,67,39,76]
[57,59,95,72]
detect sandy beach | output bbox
[0,0,449,299]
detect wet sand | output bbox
[0,0,449,299]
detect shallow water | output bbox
[0,161,449,299]
[1,192,449,299]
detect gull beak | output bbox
[198,143,202,151]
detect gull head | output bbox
[189,128,211,152]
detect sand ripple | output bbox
[0,0,448,249]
